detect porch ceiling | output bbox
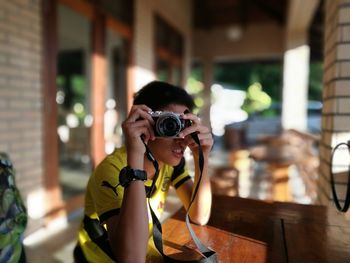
[193,0,288,28]
[193,0,324,61]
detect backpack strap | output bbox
[82,216,116,261]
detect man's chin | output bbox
[172,157,183,166]
[164,157,182,167]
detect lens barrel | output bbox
[154,112,183,137]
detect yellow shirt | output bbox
[78,146,191,262]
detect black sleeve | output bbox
[171,157,191,189]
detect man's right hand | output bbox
[122,105,155,167]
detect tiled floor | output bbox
[23,148,309,263]
[24,216,80,263]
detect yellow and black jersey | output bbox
[77,146,191,262]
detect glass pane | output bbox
[172,65,182,86]
[57,4,91,200]
[105,29,127,154]
[155,15,184,85]
[156,58,170,82]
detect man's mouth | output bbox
[172,148,184,157]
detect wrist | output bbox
[126,147,145,169]
[192,151,209,161]
[127,153,144,167]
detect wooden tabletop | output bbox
[156,195,350,263]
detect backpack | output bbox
[0,153,27,263]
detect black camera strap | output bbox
[142,134,217,263]
[330,142,350,212]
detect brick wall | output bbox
[0,0,44,231]
[319,0,350,211]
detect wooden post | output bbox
[42,0,64,220]
[91,10,106,168]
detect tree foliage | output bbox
[214,60,323,103]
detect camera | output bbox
[149,111,191,137]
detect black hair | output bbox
[133,81,195,111]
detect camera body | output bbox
[149,111,191,137]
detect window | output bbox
[155,15,184,86]
[56,3,92,200]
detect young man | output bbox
[74,81,213,262]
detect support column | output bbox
[41,0,64,223]
[202,57,214,130]
[282,0,319,131]
[282,31,310,131]
[91,11,106,167]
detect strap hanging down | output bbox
[330,142,350,212]
[142,133,217,263]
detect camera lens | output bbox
[163,118,177,134]
[156,113,182,137]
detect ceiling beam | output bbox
[193,0,212,28]
[287,0,319,31]
[251,0,286,25]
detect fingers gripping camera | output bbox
[149,111,192,137]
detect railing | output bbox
[249,129,320,203]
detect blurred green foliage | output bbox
[214,60,323,103]
[241,83,272,115]
[214,61,283,103]
[308,62,323,101]
[186,64,204,114]
[188,60,323,117]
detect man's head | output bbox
[133,81,195,166]
[133,81,195,112]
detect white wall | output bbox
[193,23,285,61]
[133,0,192,90]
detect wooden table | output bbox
[157,195,350,263]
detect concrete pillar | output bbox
[282,32,310,131]
[282,0,319,131]
[201,57,214,129]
